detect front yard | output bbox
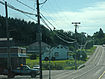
[26,46,97,70]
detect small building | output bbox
[27,42,50,54]
[0,38,14,47]
[42,45,69,60]
[0,38,27,69]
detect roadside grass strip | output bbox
[98,71,105,79]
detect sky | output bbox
[0,0,105,35]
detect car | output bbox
[33,65,40,69]
[78,64,85,69]
[103,44,105,47]
[12,65,40,78]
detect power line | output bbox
[39,0,47,5]
[41,17,52,31]
[16,0,35,11]
[55,31,75,41]
[40,8,58,29]
[43,0,70,28]
[41,14,76,41]
[40,0,47,8]
[23,13,37,22]
[0,1,36,15]
[0,1,37,24]
[55,33,75,44]
[41,13,56,29]
[41,16,75,44]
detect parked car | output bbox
[33,65,40,69]
[103,44,105,47]
[12,65,40,78]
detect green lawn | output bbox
[26,46,96,70]
[26,58,85,70]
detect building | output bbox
[27,42,50,54]
[42,45,69,60]
[0,38,27,69]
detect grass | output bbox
[86,46,97,55]
[26,58,85,70]
[26,46,97,70]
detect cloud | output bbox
[42,1,105,35]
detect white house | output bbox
[42,45,69,60]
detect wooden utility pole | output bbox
[5,1,11,70]
[36,0,42,79]
[72,22,80,70]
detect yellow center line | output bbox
[98,71,105,79]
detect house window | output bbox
[54,52,59,57]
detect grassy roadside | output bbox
[26,46,97,70]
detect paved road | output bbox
[0,46,105,79]
[0,70,74,79]
[65,46,105,79]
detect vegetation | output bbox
[1,15,105,49]
[26,46,96,70]
[26,58,85,70]
[0,15,103,70]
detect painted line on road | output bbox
[98,71,105,79]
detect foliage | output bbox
[30,54,37,60]
[73,50,87,61]
[26,58,85,70]
[0,15,104,50]
[93,28,105,45]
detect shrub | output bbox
[30,54,37,60]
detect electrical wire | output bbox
[56,31,75,41]
[15,0,64,31]
[39,0,47,5]
[40,8,58,29]
[1,0,75,44]
[16,0,35,11]
[41,14,76,41]
[41,13,56,29]
[23,13,37,22]
[0,1,36,15]
[41,17,52,31]
[41,16,75,44]
[0,1,37,23]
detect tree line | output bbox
[0,15,105,49]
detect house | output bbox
[42,45,69,60]
[27,42,50,54]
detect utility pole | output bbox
[49,48,51,79]
[36,0,42,79]
[5,1,11,71]
[72,22,80,70]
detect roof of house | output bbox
[27,42,51,53]
[27,42,50,48]
[30,42,50,47]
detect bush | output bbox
[64,66,75,70]
[42,61,64,70]
[30,54,37,60]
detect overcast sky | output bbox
[0,0,105,35]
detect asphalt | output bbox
[1,46,105,79]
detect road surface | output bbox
[0,46,105,79]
